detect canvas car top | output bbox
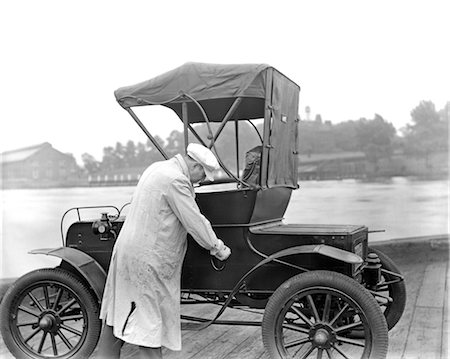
[114,62,300,123]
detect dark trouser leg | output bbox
[95,323,124,359]
[138,346,162,359]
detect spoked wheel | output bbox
[0,268,101,359]
[262,271,388,359]
[368,247,406,330]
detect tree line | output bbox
[81,100,449,175]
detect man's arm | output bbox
[165,177,230,259]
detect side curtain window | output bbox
[267,71,300,188]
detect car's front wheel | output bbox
[0,268,101,359]
[262,270,388,359]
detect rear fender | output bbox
[29,247,107,303]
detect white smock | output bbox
[99,154,221,350]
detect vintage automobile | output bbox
[0,63,406,359]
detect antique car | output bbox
[0,63,406,359]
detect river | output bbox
[1,177,448,279]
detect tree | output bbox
[81,153,100,175]
[437,102,449,152]
[101,146,113,171]
[403,100,448,166]
[135,141,148,165]
[124,140,137,167]
[314,114,323,124]
[333,121,359,152]
[298,120,336,154]
[165,130,184,158]
[146,136,166,163]
[114,142,125,168]
[355,114,396,171]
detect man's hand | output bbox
[215,244,231,261]
[210,239,232,261]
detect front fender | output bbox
[29,247,107,303]
[243,244,362,286]
[279,244,363,264]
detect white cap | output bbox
[187,143,220,181]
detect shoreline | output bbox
[2,174,448,190]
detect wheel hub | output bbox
[38,313,59,332]
[313,329,329,345]
[309,324,336,349]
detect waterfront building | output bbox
[1,142,81,188]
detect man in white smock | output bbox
[96,143,231,359]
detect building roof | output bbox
[0,142,52,164]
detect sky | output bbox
[1,0,449,164]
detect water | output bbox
[284,177,448,239]
[1,178,448,279]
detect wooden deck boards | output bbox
[401,261,447,359]
[0,235,448,358]
[442,266,449,359]
[404,307,443,359]
[416,262,447,308]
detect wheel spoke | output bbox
[285,336,311,349]
[60,324,83,337]
[322,294,332,322]
[24,327,41,343]
[329,303,349,326]
[43,285,51,309]
[335,335,365,347]
[331,343,352,359]
[60,314,84,321]
[325,348,334,359]
[28,292,44,312]
[307,295,320,322]
[335,320,363,333]
[299,343,315,359]
[290,305,314,327]
[52,288,63,310]
[17,320,39,327]
[50,333,58,356]
[317,348,324,359]
[37,331,47,354]
[57,329,73,349]
[18,305,40,317]
[56,298,77,316]
[283,323,310,334]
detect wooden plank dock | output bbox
[1,235,448,358]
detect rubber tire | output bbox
[369,247,406,330]
[0,268,101,359]
[262,270,388,359]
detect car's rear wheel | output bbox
[0,268,101,359]
[262,270,388,359]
